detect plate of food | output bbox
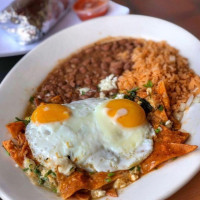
[0,0,129,57]
[0,15,200,200]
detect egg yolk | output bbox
[106,99,146,128]
[31,104,70,124]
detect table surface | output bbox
[1,0,200,200]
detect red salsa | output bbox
[73,0,109,21]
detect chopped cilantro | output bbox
[44,170,52,177]
[172,157,178,160]
[5,150,10,156]
[38,178,45,185]
[52,188,57,193]
[89,172,95,175]
[15,117,30,126]
[136,166,141,172]
[124,88,138,101]
[143,80,153,88]
[29,96,35,103]
[129,166,135,171]
[23,168,29,172]
[155,128,161,134]
[70,167,74,171]
[111,94,117,99]
[81,91,86,95]
[34,168,41,176]
[138,97,153,114]
[157,105,164,111]
[160,121,165,125]
[105,178,112,183]
[51,171,56,177]
[108,172,115,177]
[44,169,56,177]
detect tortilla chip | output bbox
[57,171,126,199]
[6,121,25,139]
[73,190,90,200]
[2,133,32,167]
[153,109,168,123]
[141,142,197,174]
[156,81,181,129]
[156,126,189,144]
[106,188,118,197]
[157,81,170,112]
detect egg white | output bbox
[26,98,154,175]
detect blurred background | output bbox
[0,0,200,199]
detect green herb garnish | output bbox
[143,80,153,88]
[70,167,74,171]
[157,105,164,111]
[136,166,141,172]
[5,150,10,156]
[81,91,86,95]
[34,168,41,176]
[52,188,57,193]
[111,94,117,99]
[15,117,30,126]
[29,96,35,104]
[38,178,45,185]
[129,166,135,171]
[172,157,178,160]
[138,97,153,114]
[155,128,161,134]
[44,170,53,177]
[124,88,139,101]
[105,178,112,183]
[23,168,29,172]
[51,171,56,177]
[108,172,115,177]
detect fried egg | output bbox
[25,98,155,175]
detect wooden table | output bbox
[0,0,200,199]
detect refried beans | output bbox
[35,38,142,104]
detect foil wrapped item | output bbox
[0,0,70,44]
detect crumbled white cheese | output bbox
[91,189,106,198]
[129,167,140,175]
[98,74,117,91]
[114,93,125,99]
[37,156,75,176]
[45,93,51,97]
[79,87,90,95]
[130,174,139,182]
[165,120,173,128]
[23,157,36,175]
[179,103,186,112]
[15,164,19,168]
[186,95,194,108]
[193,94,200,104]
[99,92,106,98]
[169,55,176,62]
[157,126,162,132]
[113,178,127,189]
[174,112,184,121]
[146,88,152,95]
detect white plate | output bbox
[0,15,200,200]
[0,0,129,57]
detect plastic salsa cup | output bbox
[73,0,109,21]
